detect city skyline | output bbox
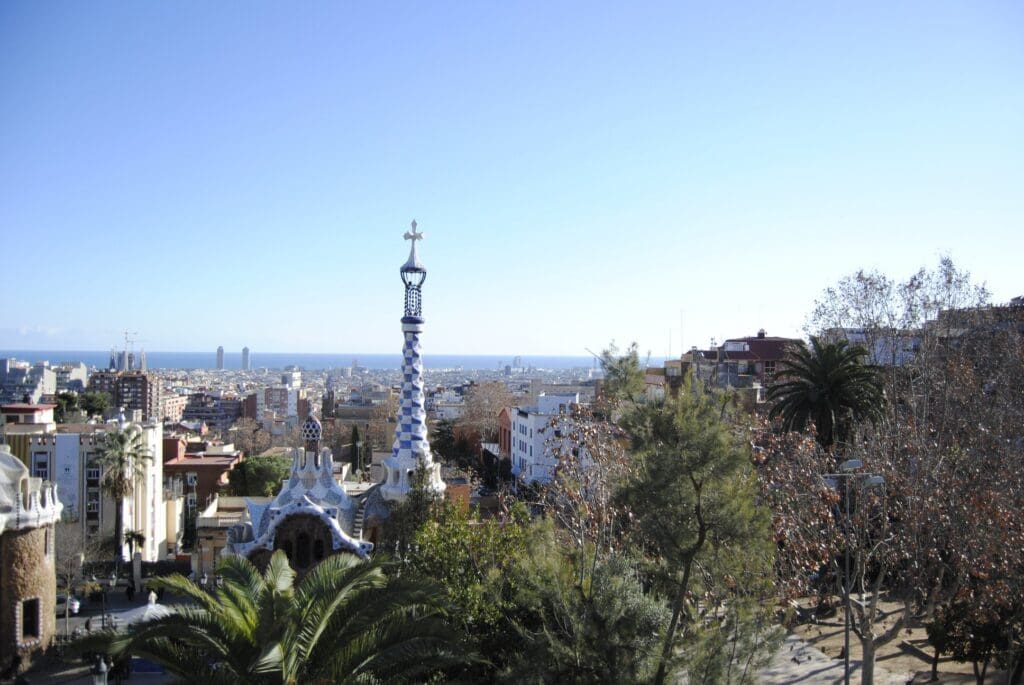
[3,3,1022,355]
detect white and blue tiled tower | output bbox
[381,221,446,501]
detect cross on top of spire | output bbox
[401,219,426,274]
[404,220,423,245]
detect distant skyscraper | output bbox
[216,346,224,370]
[241,346,250,371]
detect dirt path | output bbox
[760,633,913,684]
[769,598,1007,683]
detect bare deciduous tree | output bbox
[55,523,102,635]
[796,259,1024,683]
[457,381,513,442]
[228,417,271,457]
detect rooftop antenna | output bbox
[680,309,685,359]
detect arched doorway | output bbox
[271,514,335,574]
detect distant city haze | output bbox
[0,350,613,372]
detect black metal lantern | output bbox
[401,221,427,320]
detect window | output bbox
[86,466,101,481]
[86,491,100,512]
[764,361,777,376]
[32,453,49,480]
[22,598,40,639]
[186,472,198,486]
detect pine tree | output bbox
[617,383,779,685]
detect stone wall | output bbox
[0,524,56,669]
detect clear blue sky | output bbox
[2,2,1021,356]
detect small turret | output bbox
[301,412,322,454]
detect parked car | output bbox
[56,594,81,615]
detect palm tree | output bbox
[94,425,152,561]
[125,529,146,559]
[767,336,884,449]
[80,550,469,684]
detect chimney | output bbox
[757,329,766,339]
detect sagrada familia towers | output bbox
[226,222,444,570]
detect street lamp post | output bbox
[824,459,885,685]
[109,573,117,629]
[92,575,107,630]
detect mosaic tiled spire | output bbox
[381,221,446,501]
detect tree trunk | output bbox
[654,560,694,685]
[931,644,940,682]
[114,501,125,562]
[1009,648,1024,685]
[861,636,876,685]
[654,490,705,685]
[971,658,987,684]
[924,565,944,620]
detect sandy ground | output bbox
[760,632,913,684]
[760,598,1007,684]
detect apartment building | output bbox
[510,393,581,485]
[24,419,168,560]
[87,370,162,420]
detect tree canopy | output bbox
[81,390,111,417]
[77,550,469,684]
[618,386,778,685]
[227,455,291,497]
[767,336,884,449]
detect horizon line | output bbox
[0,348,603,358]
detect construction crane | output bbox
[123,330,139,353]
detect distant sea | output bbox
[0,350,601,372]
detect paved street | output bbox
[20,588,191,684]
[54,586,181,638]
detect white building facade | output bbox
[510,393,581,485]
[25,418,167,560]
